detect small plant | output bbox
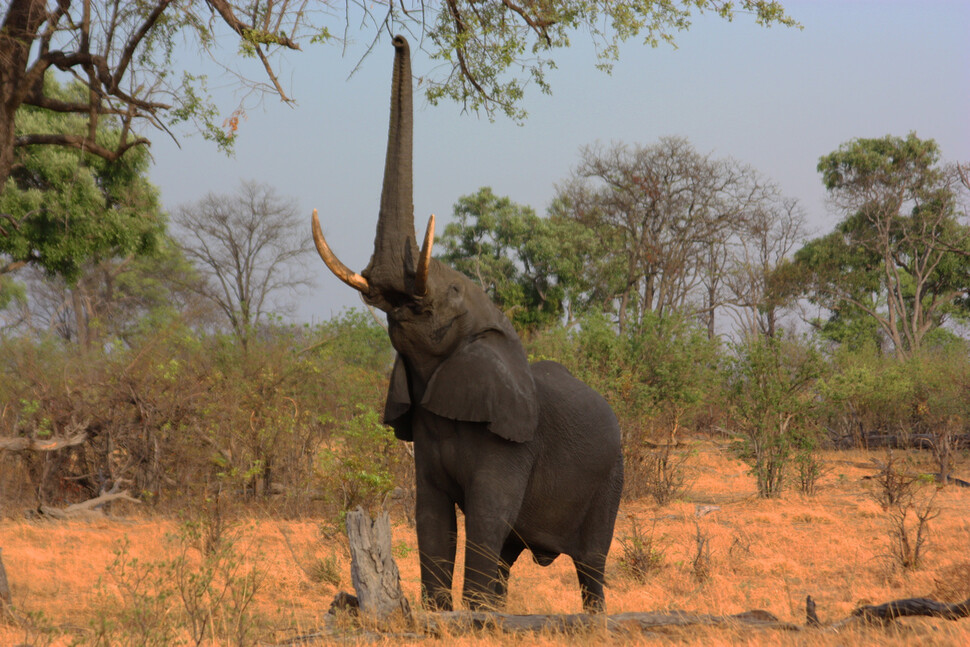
[644,442,691,506]
[888,486,940,571]
[870,450,916,510]
[92,538,177,647]
[869,451,941,571]
[793,448,826,496]
[690,522,712,582]
[308,555,342,586]
[8,610,58,647]
[92,521,264,646]
[617,517,666,582]
[393,541,414,559]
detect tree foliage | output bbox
[437,187,586,330]
[0,78,164,283]
[0,0,797,198]
[552,138,782,334]
[793,134,970,357]
[423,1,797,120]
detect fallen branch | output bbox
[35,491,140,521]
[0,431,87,453]
[852,597,970,623]
[275,511,970,643]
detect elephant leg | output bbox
[461,489,524,610]
[574,553,608,613]
[415,482,457,611]
[492,535,525,602]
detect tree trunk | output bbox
[0,1,50,188]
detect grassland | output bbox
[2,442,968,646]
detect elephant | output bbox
[311,35,623,613]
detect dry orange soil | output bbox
[2,443,968,645]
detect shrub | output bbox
[617,518,666,582]
[0,308,397,514]
[728,334,823,498]
[316,406,401,516]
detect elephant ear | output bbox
[383,354,413,441]
[422,333,538,443]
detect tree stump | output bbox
[345,507,412,624]
[0,547,11,610]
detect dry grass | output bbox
[2,443,969,645]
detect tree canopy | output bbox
[552,138,784,335]
[792,134,970,357]
[437,186,584,330]
[173,180,313,347]
[0,78,164,283]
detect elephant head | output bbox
[312,36,538,444]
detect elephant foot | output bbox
[422,588,454,612]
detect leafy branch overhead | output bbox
[0,0,798,195]
[424,0,798,120]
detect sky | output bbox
[148,0,970,324]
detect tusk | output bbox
[415,213,435,296]
[311,209,370,293]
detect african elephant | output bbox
[311,35,623,613]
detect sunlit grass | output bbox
[2,443,968,645]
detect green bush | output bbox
[728,334,823,498]
[316,406,400,516]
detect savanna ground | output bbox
[2,442,968,646]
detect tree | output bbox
[437,187,586,330]
[174,181,313,346]
[553,138,773,334]
[0,1,796,193]
[0,78,164,280]
[724,194,807,338]
[16,236,209,346]
[0,78,170,346]
[793,134,970,358]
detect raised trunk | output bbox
[363,35,419,295]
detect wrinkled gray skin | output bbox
[315,36,623,612]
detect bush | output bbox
[728,334,823,498]
[316,406,401,516]
[0,309,397,515]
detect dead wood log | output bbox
[344,507,412,624]
[852,597,970,623]
[36,491,140,521]
[862,459,970,489]
[297,592,970,645]
[0,431,87,453]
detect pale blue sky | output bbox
[148,1,970,323]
